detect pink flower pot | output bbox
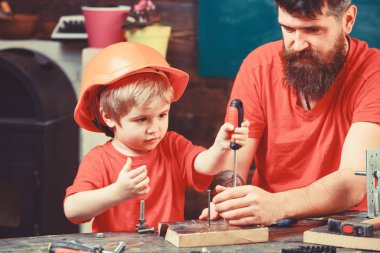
[82,6,131,48]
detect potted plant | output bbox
[123,0,171,57]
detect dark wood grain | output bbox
[161,220,263,234]
[160,220,268,247]
[0,216,373,252]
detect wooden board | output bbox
[158,220,268,248]
[303,225,380,251]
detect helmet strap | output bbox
[92,94,114,138]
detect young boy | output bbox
[64,42,249,232]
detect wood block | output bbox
[304,224,380,251]
[158,220,268,248]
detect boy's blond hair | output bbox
[99,72,174,124]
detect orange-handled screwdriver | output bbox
[227,99,244,187]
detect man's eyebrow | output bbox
[278,22,293,29]
[278,22,297,28]
[278,22,323,31]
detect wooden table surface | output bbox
[0,218,373,253]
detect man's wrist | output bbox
[209,170,245,196]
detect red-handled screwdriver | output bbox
[48,240,126,253]
[48,239,102,253]
[227,99,244,187]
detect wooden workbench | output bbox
[0,218,373,252]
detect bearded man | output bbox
[200,0,380,225]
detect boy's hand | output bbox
[193,120,249,176]
[215,120,250,150]
[115,157,150,200]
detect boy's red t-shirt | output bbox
[65,131,212,232]
[228,38,380,210]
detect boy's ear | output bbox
[100,107,116,128]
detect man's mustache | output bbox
[283,49,321,62]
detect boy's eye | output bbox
[159,113,168,118]
[136,117,146,122]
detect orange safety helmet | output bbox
[74,42,189,133]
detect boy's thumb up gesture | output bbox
[115,157,150,200]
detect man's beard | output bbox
[280,34,347,100]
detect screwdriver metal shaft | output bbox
[233,150,237,187]
[207,189,211,226]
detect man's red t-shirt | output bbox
[228,38,380,210]
[65,131,212,232]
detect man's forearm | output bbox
[209,170,245,196]
[278,169,366,219]
[211,170,245,188]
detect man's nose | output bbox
[293,31,309,52]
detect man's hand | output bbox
[199,202,220,220]
[213,185,283,226]
[115,157,150,200]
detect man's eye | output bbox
[283,26,295,32]
[306,28,320,33]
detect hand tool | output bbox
[328,148,380,237]
[327,216,380,237]
[48,240,126,253]
[272,218,297,227]
[227,99,244,187]
[282,245,336,253]
[48,239,103,253]
[355,148,380,218]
